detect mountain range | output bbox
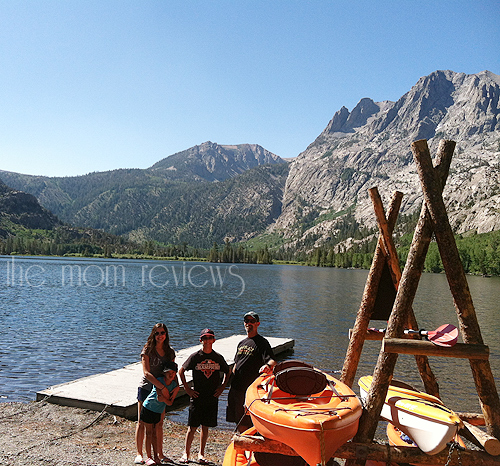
[0,143,288,248]
[1,70,499,251]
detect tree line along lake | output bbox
[1,255,499,419]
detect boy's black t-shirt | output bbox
[182,349,230,397]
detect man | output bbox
[178,329,229,464]
[226,311,276,432]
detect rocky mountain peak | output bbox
[324,98,382,135]
[149,141,284,182]
[272,69,500,248]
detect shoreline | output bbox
[0,401,234,466]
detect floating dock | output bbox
[36,335,294,420]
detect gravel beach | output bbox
[0,401,234,466]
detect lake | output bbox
[1,255,499,421]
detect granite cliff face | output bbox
[272,70,500,247]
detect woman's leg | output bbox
[135,401,145,458]
[199,425,209,459]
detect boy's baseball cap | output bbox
[200,328,215,338]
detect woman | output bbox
[135,323,176,465]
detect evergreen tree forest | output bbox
[305,229,500,277]
[1,222,499,276]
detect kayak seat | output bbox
[275,366,328,396]
[273,359,313,375]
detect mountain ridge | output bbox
[1,70,499,251]
[271,69,500,249]
[0,143,288,248]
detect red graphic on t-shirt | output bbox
[195,359,220,378]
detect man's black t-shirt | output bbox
[231,334,275,391]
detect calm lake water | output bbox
[1,255,500,421]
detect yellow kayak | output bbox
[358,376,462,455]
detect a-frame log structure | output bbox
[232,139,500,466]
[345,139,500,464]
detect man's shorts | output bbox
[140,406,161,425]
[188,397,218,428]
[226,388,251,426]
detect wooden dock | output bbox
[36,335,294,420]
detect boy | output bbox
[178,329,230,464]
[140,361,179,465]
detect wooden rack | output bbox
[343,139,500,464]
[231,139,500,466]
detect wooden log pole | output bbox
[461,421,500,456]
[412,139,500,439]
[341,191,403,388]
[382,338,489,359]
[351,140,456,453]
[369,187,439,397]
[234,435,500,465]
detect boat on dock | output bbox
[245,361,362,466]
[358,376,463,455]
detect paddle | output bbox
[404,323,459,347]
[367,324,459,347]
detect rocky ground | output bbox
[0,401,234,466]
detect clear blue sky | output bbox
[0,1,498,177]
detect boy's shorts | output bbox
[188,397,218,428]
[140,406,161,425]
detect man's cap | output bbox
[200,328,215,338]
[244,311,259,322]
[163,361,178,372]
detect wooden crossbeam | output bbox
[233,434,500,466]
[382,338,489,359]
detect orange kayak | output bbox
[222,427,307,466]
[245,363,362,466]
[222,427,259,466]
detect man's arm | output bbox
[259,359,276,374]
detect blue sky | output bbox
[0,1,498,177]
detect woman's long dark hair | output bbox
[143,323,175,361]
